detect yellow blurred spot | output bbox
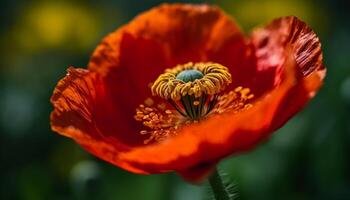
[219,0,327,33]
[13,1,104,51]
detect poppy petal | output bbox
[252,16,324,77]
[250,16,326,128]
[50,67,149,173]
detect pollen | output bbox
[193,101,200,106]
[144,97,154,106]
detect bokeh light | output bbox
[8,1,102,52]
[218,0,328,33]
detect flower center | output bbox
[134,62,254,144]
[151,62,232,120]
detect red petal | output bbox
[250,16,326,128]
[50,67,149,173]
[252,16,324,77]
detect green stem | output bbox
[208,168,231,200]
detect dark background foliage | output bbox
[1,0,349,200]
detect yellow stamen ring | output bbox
[151,62,232,100]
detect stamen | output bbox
[213,86,254,114]
[134,101,182,144]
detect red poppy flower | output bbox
[50,3,326,182]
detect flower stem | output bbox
[208,168,231,200]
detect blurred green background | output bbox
[1,0,349,200]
